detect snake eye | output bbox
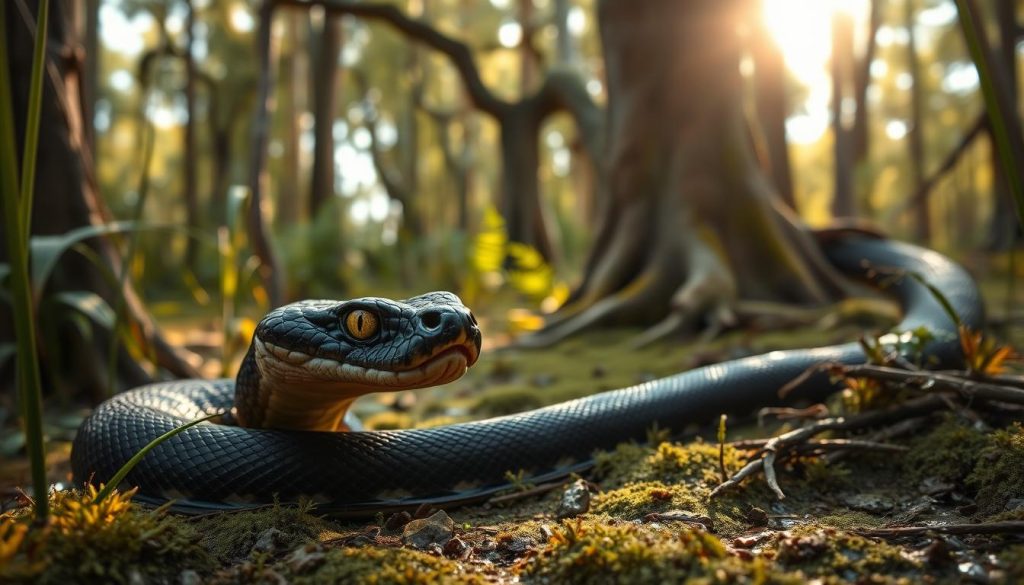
[344,309,379,340]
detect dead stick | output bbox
[855,521,1024,537]
[710,395,947,499]
[838,364,1024,405]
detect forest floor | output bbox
[2,263,1024,583]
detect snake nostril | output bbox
[421,310,442,330]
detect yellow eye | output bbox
[345,310,379,340]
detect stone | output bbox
[402,510,455,550]
[556,479,592,519]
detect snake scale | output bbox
[71,236,983,516]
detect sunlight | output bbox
[761,0,871,144]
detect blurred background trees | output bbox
[2,0,1022,396]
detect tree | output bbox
[1,0,197,400]
[525,0,857,346]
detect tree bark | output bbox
[309,14,341,214]
[523,0,855,347]
[906,0,928,242]
[248,0,285,307]
[183,0,201,267]
[852,0,883,163]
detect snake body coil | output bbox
[72,237,983,515]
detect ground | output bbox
[2,256,1024,583]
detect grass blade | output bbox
[18,0,47,235]
[93,412,223,504]
[0,0,49,521]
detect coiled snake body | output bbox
[72,237,983,516]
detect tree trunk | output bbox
[309,15,341,214]
[752,8,795,210]
[183,0,201,267]
[276,11,305,227]
[1,0,198,399]
[524,0,855,347]
[905,0,928,242]
[831,9,855,218]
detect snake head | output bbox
[251,291,482,398]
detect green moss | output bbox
[902,417,989,486]
[966,423,1024,517]
[521,519,801,584]
[471,387,545,416]
[774,527,924,583]
[290,547,485,585]
[198,501,339,562]
[0,489,211,585]
[594,439,744,489]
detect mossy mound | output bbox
[197,500,341,562]
[773,527,924,583]
[0,487,211,585]
[210,545,487,585]
[966,423,1024,517]
[902,416,989,487]
[521,519,801,584]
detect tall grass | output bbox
[953,0,1024,231]
[0,0,51,521]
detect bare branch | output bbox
[275,0,507,116]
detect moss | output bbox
[902,417,989,487]
[521,519,801,584]
[471,387,545,416]
[0,488,211,585]
[966,423,1024,517]
[996,545,1024,584]
[773,527,924,583]
[290,547,485,585]
[198,500,340,562]
[364,411,415,430]
[594,439,745,489]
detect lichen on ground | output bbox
[0,487,211,585]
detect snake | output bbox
[71,236,983,516]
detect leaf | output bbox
[470,205,507,274]
[29,221,185,295]
[50,291,116,330]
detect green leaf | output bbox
[29,221,191,295]
[51,291,116,330]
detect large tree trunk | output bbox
[1,0,198,400]
[906,0,928,242]
[987,0,1021,249]
[524,0,854,347]
[752,8,795,210]
[831,9,855,218]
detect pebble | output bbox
[402,510,455,550]
[556,479,592,519]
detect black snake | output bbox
[71,236,983,516]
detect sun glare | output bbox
[762,0,871,144]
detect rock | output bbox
[746,506,769,527]
[402,510,455,550]
[251,527,287,555]
[286,543,326,573]
[843,493,895,514]
[443,536,470,559]
[556,479,592,519]
[179,570,201,585]
[383,511,412,533]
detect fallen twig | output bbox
[855,521,1024,538]
[711,395,948,499]
[836,364,1024,406]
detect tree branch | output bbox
[275,0,508,116]
[898,113,987,217]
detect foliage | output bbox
[0,0,49,521]
[522,520,800,584]
[0,487,211,584]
